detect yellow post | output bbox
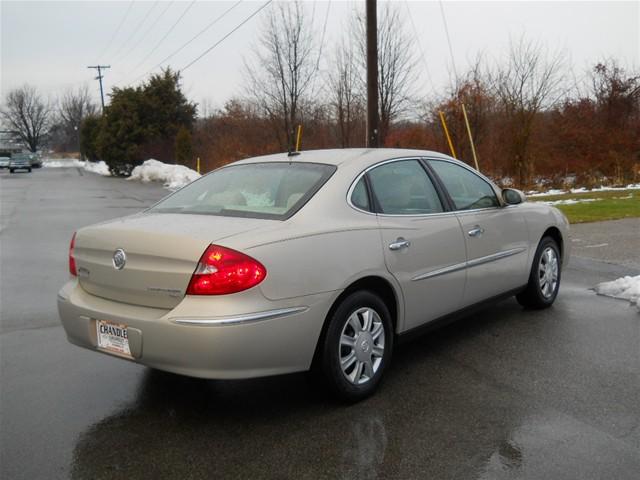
[439,111,457,159]
[196,157,200,174]
[295,125,303,151]
[461,103,479,171]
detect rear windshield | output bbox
[149,162,336,220]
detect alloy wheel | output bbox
[538,246,559,299]
[339,307,385,385]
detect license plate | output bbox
[96,320,132,358]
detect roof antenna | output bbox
[288,125,302,157]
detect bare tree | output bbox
[244,1,318,149]
[57,85,97,155]
[59,85,96,130]
[328,37,365,147]
[354,4,417,144]
[1,85,52,152]
[590,59,640,126]
[490,37,566,185]
[588,59,640,182]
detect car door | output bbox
[427,159,529,306]
[355,158,467,332]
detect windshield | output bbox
[149,162,336,220]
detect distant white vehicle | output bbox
[9,153,32,173]
[0,156,10,169]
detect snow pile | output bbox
[44,159,111,176]
[83,161,110,175]
[595,275,640,311]
[128,159,200,190]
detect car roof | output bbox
[233,148,453,168]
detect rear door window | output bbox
[367,159,444,215]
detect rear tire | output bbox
[319,290,393,402]
[516,236,561,309]
[9,169,14,174]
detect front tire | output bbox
[516,237,561,309]
[319,290,393,402]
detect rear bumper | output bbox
[57,280,337,379]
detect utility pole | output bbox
[87,65,110,112]
[365,0,379,148]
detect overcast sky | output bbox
[2,0,638,111]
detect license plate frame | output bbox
[96,319,132,358]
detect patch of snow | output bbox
[595,275,640,311]
[591,185,639,192]
[499,177,514,187]
[527,189,566,197]
[540,198,602,206]
[44,158,83,168]
[44,158,110,176]
[612,194,633,200]
[528,184,640,197]
[128,159,200,190]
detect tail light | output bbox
[186,245,266,295]
[69,232,77,276]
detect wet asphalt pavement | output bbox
[1,167,639,479]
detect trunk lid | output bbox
[74,213,276,308]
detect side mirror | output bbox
[502,188,526,205]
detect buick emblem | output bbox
[112,248,127,270]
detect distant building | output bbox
[0,131,26,156]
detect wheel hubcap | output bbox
[339,307,385,385]
[538,246,559,299]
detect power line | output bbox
[313,0,332,73]
[181,0,274,72]
[128,0,197,77]
[131,0,244,85]
[118,0,175,65]
[110,1,160,60]
[97,0,135,62]
[438,0,459,84]
[403,0,437,97]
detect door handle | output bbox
[468,226,485,237]
[389,238,411,251]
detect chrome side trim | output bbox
[172,306,309,327]
[412,261,467,281]
[412,247,527,282]
[466,247,527,268]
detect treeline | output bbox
[2,2,638,187]
[194,4,639,187]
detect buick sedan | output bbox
[58,149,570,401]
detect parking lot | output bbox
[1,166,639,479]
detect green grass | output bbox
[530,189,640,224]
